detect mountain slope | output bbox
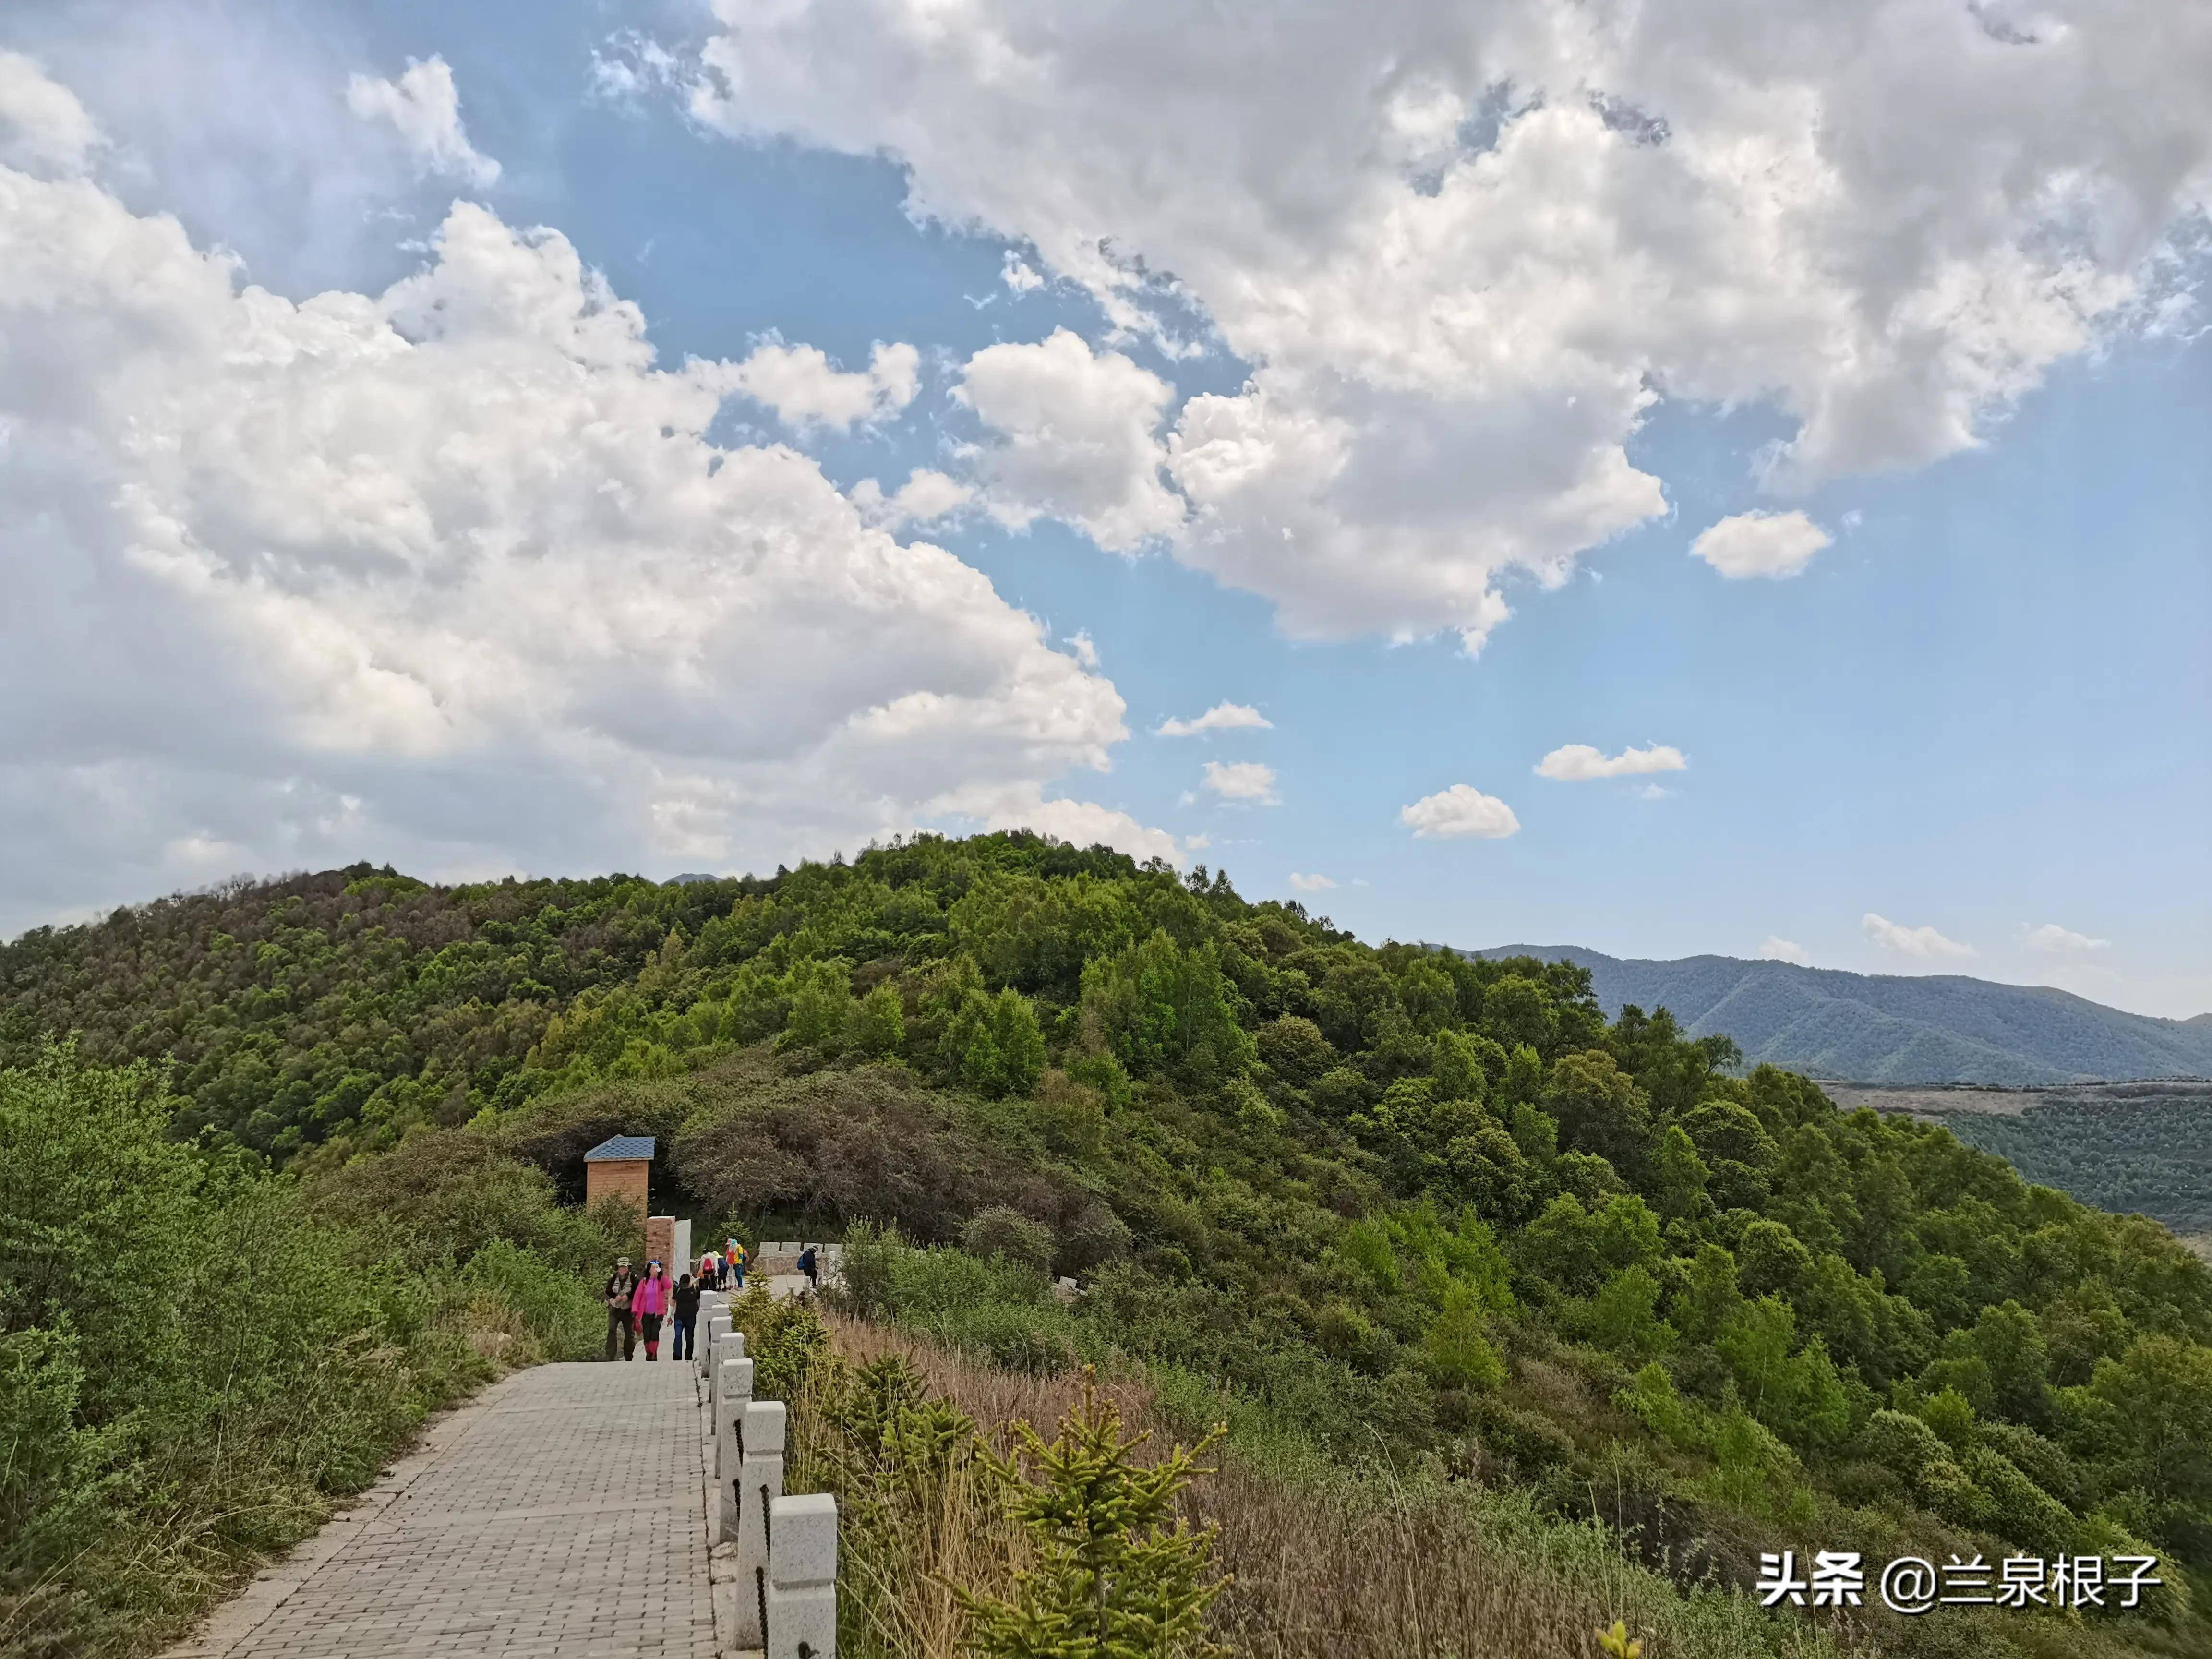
[1469,946,2212,1085]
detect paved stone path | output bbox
[167,1359,716,1659]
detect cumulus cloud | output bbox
[1001,251,1043,292]
[1536,742,1687,780]
[344,55,500,187]
[954,328,1187,551]
[730,338,921,431]
[1692,510,1832,579]
[1863,913,1977,960]
[2025,922,2111,952]
[850,468,975,529]
[1758,936,1810,965]
[0,51,99,174]
[1157,702,1272,738]
[1201,761,1279,805]
[689,0,2212,645]
[1288,872,1336,892]
[1400,785,1520,840]
[0,60,1166,931]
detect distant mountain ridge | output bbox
[1466,945,2212,1086]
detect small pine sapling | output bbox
[960,1370,1231,1659]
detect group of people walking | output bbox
[600,1238,764,1361]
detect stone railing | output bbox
[698,1291,838,1659]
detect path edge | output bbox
[156,1369,528,1659]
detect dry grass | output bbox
[796,1316,1858,1659]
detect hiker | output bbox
[602,1256,640,1361]
[797,1243,818,1291]
[726,1238,744,1289]
[698,1247,718,1290]
[672,1271,701,1362]
[632,1261,669,1360]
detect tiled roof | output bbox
[584,1134,657,1161]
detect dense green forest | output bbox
[1936,1098,2212,1238]
[6,835,2212,1659]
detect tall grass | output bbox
[792,1316,1864,1659]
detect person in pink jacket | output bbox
[631,1261,670,1360]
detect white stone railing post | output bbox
[708,1328,742,1419]
[703,1311,733,1381]
[733,1399,786,1648]
[767,1492,838,1659]
[715,1357,755,1543]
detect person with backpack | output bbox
[727,1238,747,1289]
[602,1257,640,1361]
[631,1260,670,1360]
[671,1271,701,1362]
[797,1243,818,1292]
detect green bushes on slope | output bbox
[0,1049,616,1659]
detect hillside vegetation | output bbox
[1477,947,2212,1087]
[6,835,2212,1658]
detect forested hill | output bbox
[10,834,2212,1651]
[1473,945,2212,1086]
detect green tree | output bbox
[1673,1242,1743,1345]
[948,988,1048,1099]
[1080,931,1256,1085]
[1430,1028,1487,1104]
[1544,1049,1653,1173]
[1421,1287,1508,1389]
[1589,1265,1674,1359]
[849,983,907,1058]
[1651,1123,1710,1222]
[962,1375,1230,1659]
[779,957,854,1053]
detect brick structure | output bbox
[583,1134,654,1216]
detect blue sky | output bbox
[0,0,2206,1017]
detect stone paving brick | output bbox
[165,1360,714,1659]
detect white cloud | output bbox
[1691,510,1832,579]
[1288,871,1336,892]
[1758,936,1810,965]
[1863,913,1977,960]
[0,62,1165,932]
[0,51,99,174]
[1535,742,1687,781]
[953,327,1187,552]
[961,787,1182,867]
[1201,761,1279,805]
[1065,630,1101,669]
[1002,251,1043,292]
[589,31,687,111]
[2024,922,2111,953]
[731,338,921,431]
[1156,702,1272,738]
[851,468,975,529]
[1182,832,1211,851]
[1400,784,1520,841]
[690,0,2212,646]
[344,56,500,187]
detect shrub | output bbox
[964,1206,1056,1275]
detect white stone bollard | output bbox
[767,1492,838,1659]
[708,1326,743,1415]
[733,1399,786,1647]
[715,1357,755,1540]
[704,1315,734,1382]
